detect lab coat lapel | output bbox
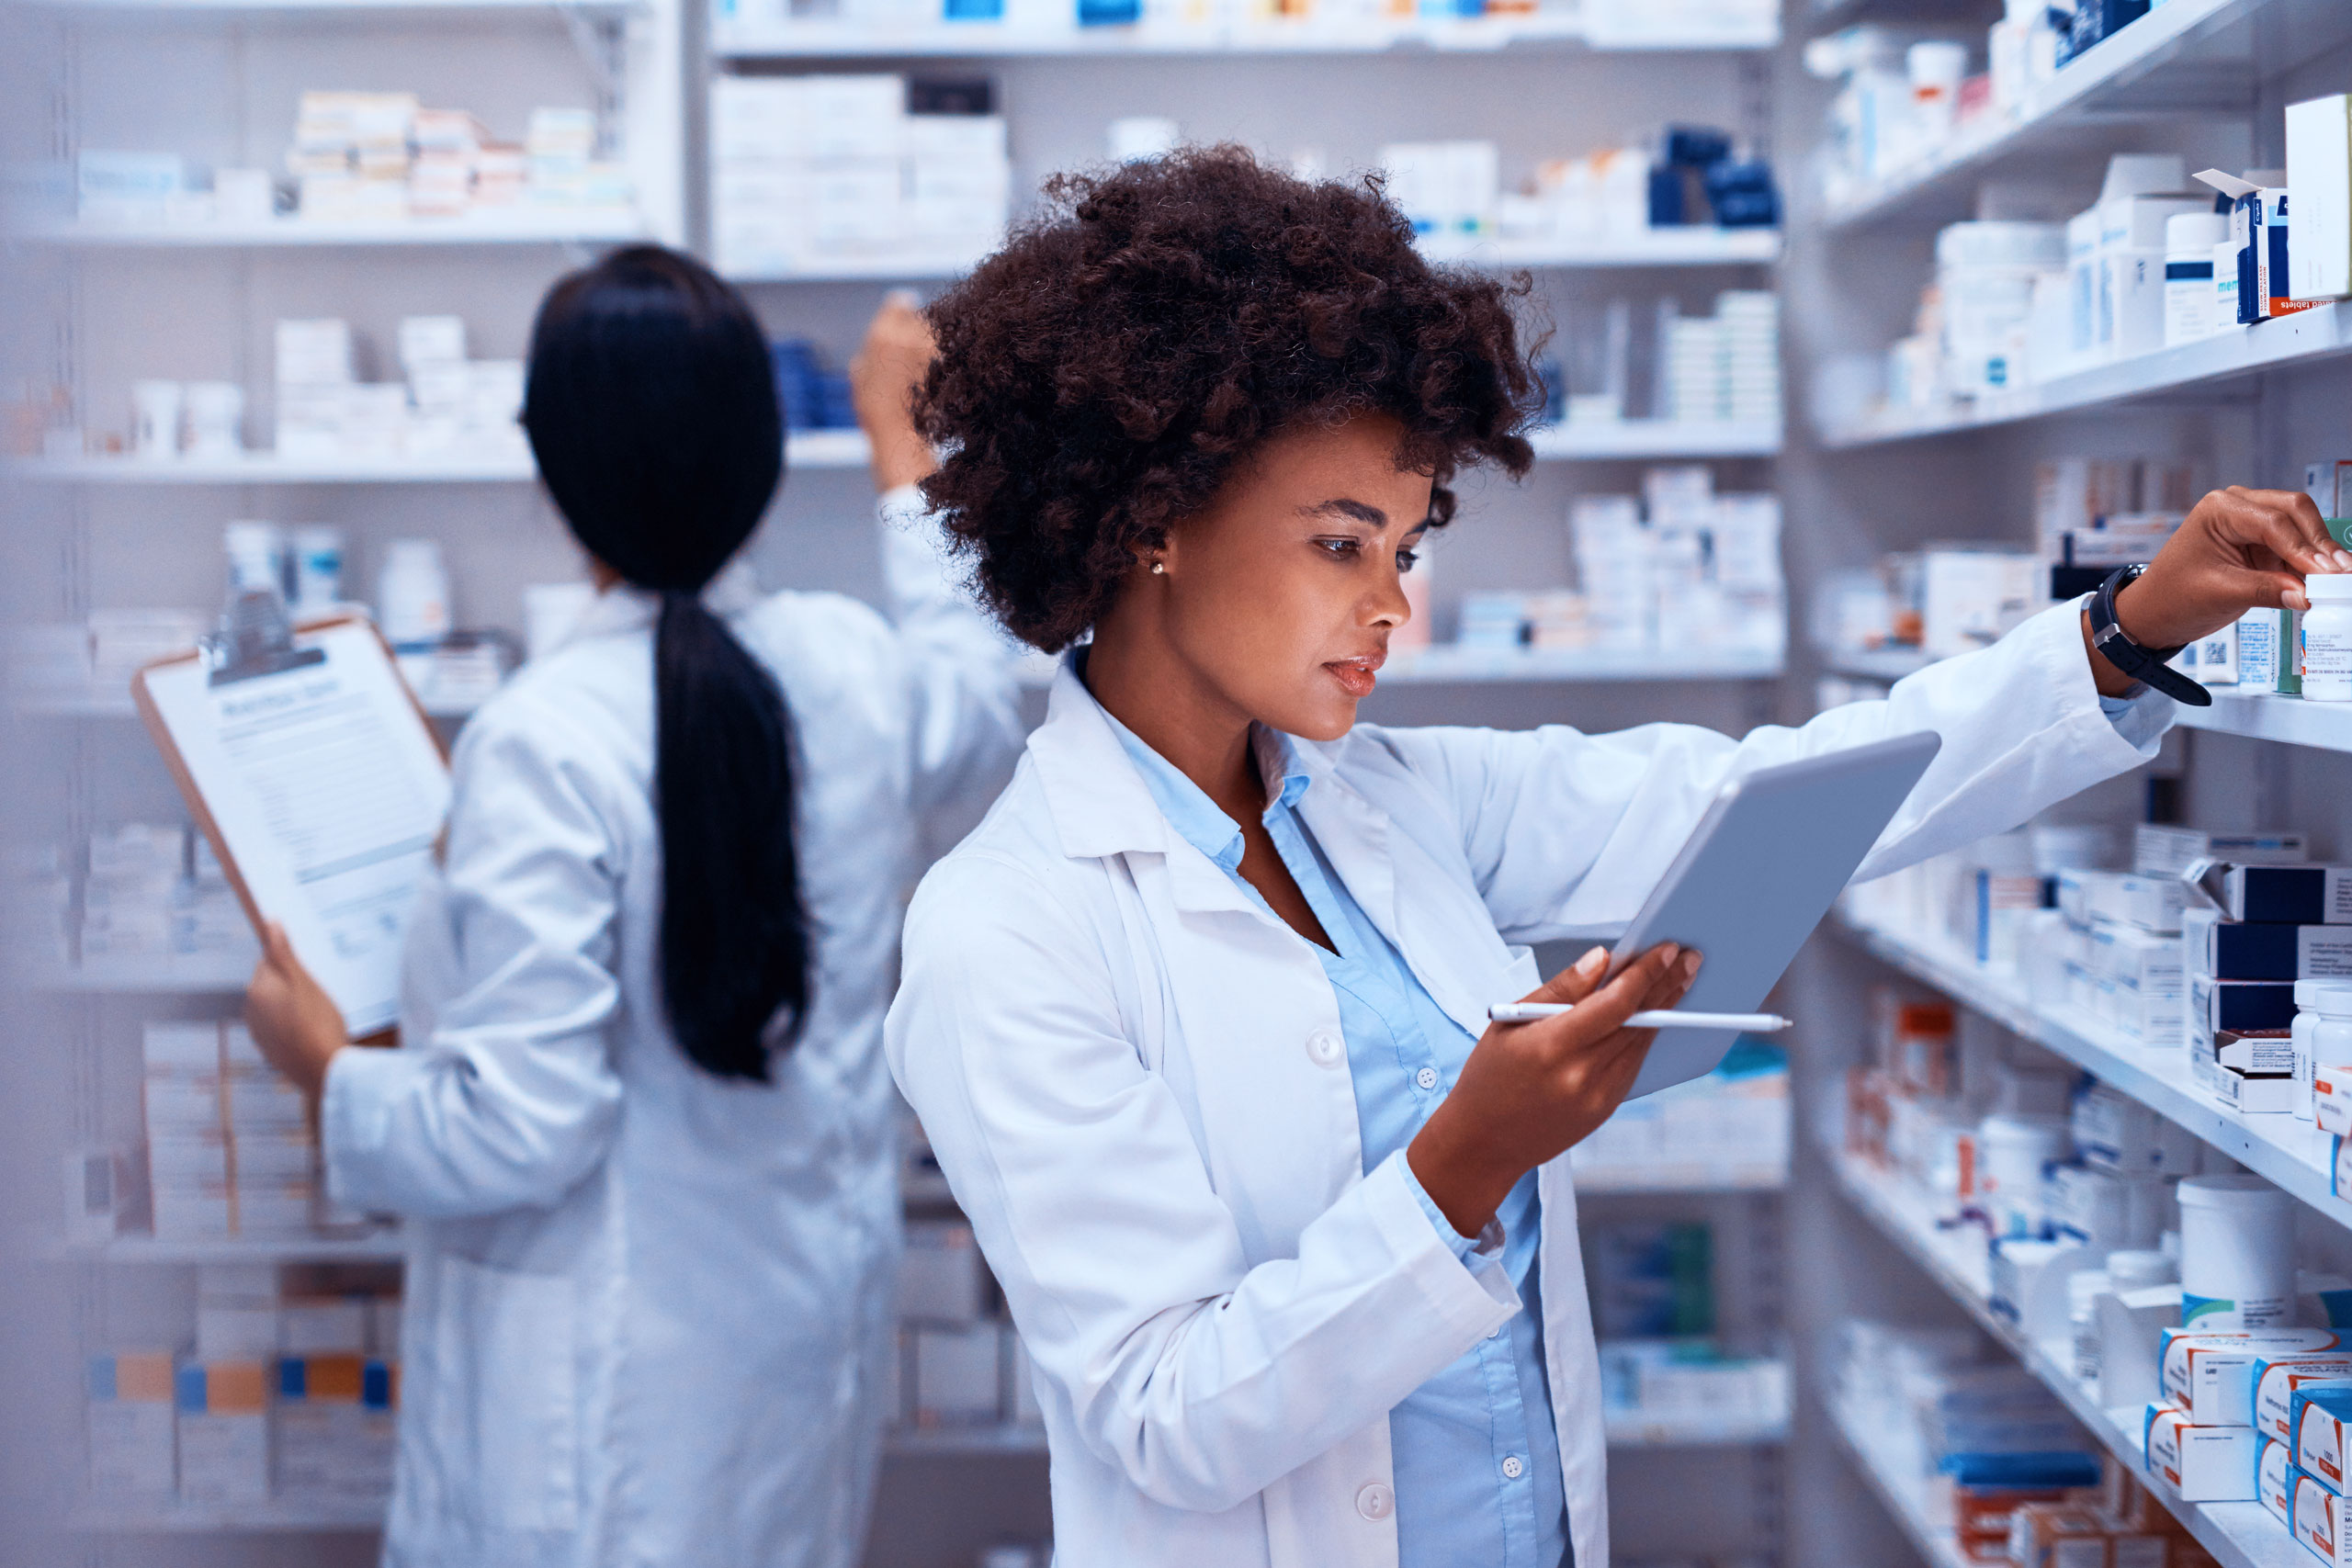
[1291,740,1500,1040]
[1025,659,1269,922]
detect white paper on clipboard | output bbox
[137,619,451,1034]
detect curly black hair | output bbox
[913,144,1546,651]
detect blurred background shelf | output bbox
[51,1233,407,1264]
[709,14,1778,60]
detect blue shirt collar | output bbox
[1091,696,1312,874]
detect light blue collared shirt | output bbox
[1100,707,1569,1568]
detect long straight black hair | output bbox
[521,244,805,1081]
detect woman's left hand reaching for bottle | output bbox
[2083,486,2348,696]
[246,922,352,1100]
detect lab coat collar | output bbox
[548,558,765,655]
[1030,655,1395,930]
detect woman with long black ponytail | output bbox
[243,246,1023,1568]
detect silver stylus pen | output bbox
[1486,1005,1792,1031]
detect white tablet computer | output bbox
[1613,729,1943,1100]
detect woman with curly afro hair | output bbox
[886,147,2314,1568]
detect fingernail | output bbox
[2335,551,2352,571]
[1680,953,1702,979]
[2290,591,2312,612]
[1658,943,1681,966]
[1577,946,1607,976]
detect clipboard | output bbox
[133,604,454,1036]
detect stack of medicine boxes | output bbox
[2145,1325,2352,1547]
[143,1021,321,1238]
[86,1271,400,1508]
[2160,830,2352,1116]
[894,1218,1043,1432]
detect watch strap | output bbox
[2089,564,2212,707]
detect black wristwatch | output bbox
[2087,563,2212,707]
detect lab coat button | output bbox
[1501,1455,1525,1480]
[1415,1066,1439,1091]
[1306,1031,1344,1067]
[1354,1483,1394,1520]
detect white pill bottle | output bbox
[2177,1173,2295,1329]
[2302,573,2352,702]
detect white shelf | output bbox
[1417,229,1781,269]
[1832,914,2352,1227]
[734,230,1781,284]
[55,1232,406,1263]
[27,208,651,248]
[1818,0,2352,232]
[1820,647,1933,682]
[885,1424,1046,1458]
[1825,1393,1970,1568]
[1526,420,1781,459]
[1569,1163,1789,1193]
[73,1499,385,1533]
[1818,305,2352,448]
[15,425,1765,484]
[24,955,254,992]
[2175,688,2352,752]
[1382,645,1784,683]
[1830,1154,2307,1568]
[13,430,873,484]
[1603,1411,1788,1447]
[1820,647,2352,757]
[710,13,1776,60]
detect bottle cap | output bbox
[2307,573,2352,602]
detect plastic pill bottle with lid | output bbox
[1977,1111,2069,1239]
[2299,981,2352,1111]
[377,538,452,648]
[2068,1268,2109,1382]
[2177,1173,2295,1328]
[2301,573,2352,701]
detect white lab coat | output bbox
[885,598,2166,1568]
[322,493,1023,1568]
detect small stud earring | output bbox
[1151,560,1166,575]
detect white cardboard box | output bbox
[2300,1471,2352,1566]
[2145,1404,2260,1500]
[2256,1357,2352,1440]
[2288,95,2352,302]
[2264,1436,2294,1525]
[2163,1327,2343,1425]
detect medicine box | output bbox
[2286,96,2352,302]
[174,1360,269,1502]
[899,1222,986,1325]
[2195,1053,2298,1115]
[276,1356,395,1501]
[911,1322,1001,1427]
[87,1352,176,1495]
[2186,907,2352,981]
[2145,1404,2260,1499]
[2266,1437,2296,1524]
[2218,865,2352,926]
[2136,826,2308,877]
[2212,1030,2296,1076]
[2056,870,2187,933]
[2300,1471,2352,1566]
[2190,974,2301,1036]
[2296,1384,2352,1490]
[2072,1081,2199,1173]
[2258,1358,2352,1439]
[2164,1328,2343,1424]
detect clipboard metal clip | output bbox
[209,589,327,687]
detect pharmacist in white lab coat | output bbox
[884,149,2344,1568]
[243,250,1022,1568]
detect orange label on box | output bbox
[205,1361,268,1413]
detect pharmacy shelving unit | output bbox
[9,0,684,1553]
[1825,1148,2309,1568]
[1788,0,2352,1559]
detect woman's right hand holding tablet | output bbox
[1408,942,1702,1239]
